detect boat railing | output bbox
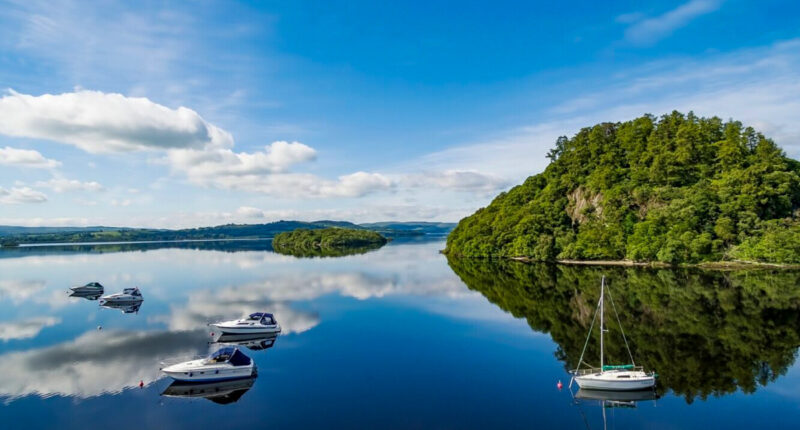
[571,365,645,375]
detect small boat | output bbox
[210,312,281,335]
[70,282,104,295]
[571,276,656,391]
[161,375,256,405]
[161,347,255,382]
[213,332,279,351]
[99,287,143,305]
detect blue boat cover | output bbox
[210,347,252,367]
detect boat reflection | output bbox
[68,290,103,301]
[212,332,279,351]
[575,388,658,405]
[160,375,257,405]
[100,301,142,314]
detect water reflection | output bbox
[272,242,385,258]
[161,375,257,405]
[0,329,208,400]
[68,290,103,301]
[213,333,279,351]
[447,257,800,403]
[100,301,143,314]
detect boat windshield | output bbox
[260,315,275,325]
[122,288,140,296]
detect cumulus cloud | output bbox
[0,317,60,341]
[181,169,393,198]
[404,170,509,193]
[622,0,722,45]
[0,186,47,204]
[0,146,60,169]
[33,178,104,192]
[0,329,208,400]
[0,89,233,153]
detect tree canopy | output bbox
[445,111,800,264]
[272,227,388,257]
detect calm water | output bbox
[1,239,799,429]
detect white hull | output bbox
[70,287,103,293]
[211,323,281,335]
[574,372,655,391]
[162,359,255,382]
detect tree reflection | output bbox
[447,257,800,403]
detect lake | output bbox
[1,238,799,429]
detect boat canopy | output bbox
[248,312,275,324]
[602,364,634,371]
[85,282,103,288]
[210,347,252,367]
[122,287,141,296]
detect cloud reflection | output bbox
[0,329,208,400]
[0,317,60,341]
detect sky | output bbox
[0,0,799,228]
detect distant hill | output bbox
[0,220,455,246]
[445,112,800,265]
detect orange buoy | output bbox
[557,380,563,390]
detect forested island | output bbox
[272,227,388,257]
[445,111,800,265]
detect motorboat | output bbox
[99,287,143,305]
[213,332,279,351]
[70,282,104,295]
[100,301,142,314]
[161,375,256,405]
[571,276,656,391]
[210,312,281,335]
[161,347,255,382]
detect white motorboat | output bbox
[210,312,281,335]
[161,347,255,382]
[99,287,143,305]
[70,282,104,294]
[571,276,656,391]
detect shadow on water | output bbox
[446,257,800,403]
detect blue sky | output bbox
[0,0,798,227]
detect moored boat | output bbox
[571,276,656,391]
[210,312,281,335]
[161,346,255,382]
[70,282,104,294]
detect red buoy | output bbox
[557,380,563,390]
[139,380,144,388]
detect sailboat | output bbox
[570,276,656,391]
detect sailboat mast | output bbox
[600,276,604,370]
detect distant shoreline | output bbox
[7,237,271,248]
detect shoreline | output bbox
[443,253,800,270]
[1,237,272,248]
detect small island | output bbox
[445,111,800,266]
[272,227,388,257]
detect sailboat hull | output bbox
[574,372,655,391]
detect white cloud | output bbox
[0,186,47,204]
[623,0,722,45]
[33,178,104,192]
[0,89,233,153]
[0,146,60,169]
[403,170,509,193]
[166,141,317,177]
[0,317,60,341]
